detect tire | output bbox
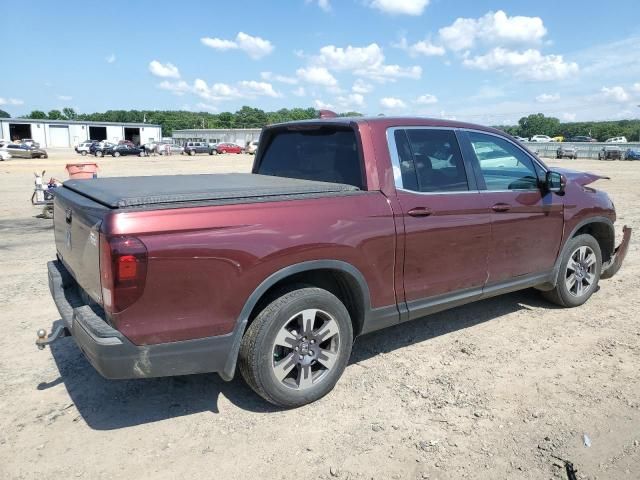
[189,150,195,156]
[114,151,120,157]
[96,151,103,157]
[542,234,602,308]
[238,286,354,408]
[209,150,214,155]
[81,151,87,156]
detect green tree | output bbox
[517,113,561,138]
[62,107,77,120]
[0,109,10,118]
[48,109,63,120]
[27,110,47,119]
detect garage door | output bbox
[49,125,70,147]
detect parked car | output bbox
[624,148,640,160]
[514,136,529,143]
[92,142,116,157]
[2,143,48,158]
[20,138,40,148]
[75,141,98,156]
[551,136,564,143]
[568,136,597,143]
[118,140,137,148]
[605,136,627,143]
[110,144,143,157]
[556,145,578,159]
[216,142,243,154]
[246,141,259,155]
[183,141,213,156]
[598,146,623,160]
[157,143,184,155]
[530,135,553,142]
[0,141,12,160]
[38,115,631,408]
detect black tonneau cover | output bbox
[63,173,359,209]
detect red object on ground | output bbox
[65,162,99,179]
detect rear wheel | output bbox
[96,151,103,157]
[239,287,353,408]
[189,149,195,156]
[81,151,87,156]
[542,234,602,308]
[114,151,120,157]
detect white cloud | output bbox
[416,94,438,104]
[201,32,274,59]
[352,79,374,94]
[601,86,630,102]
[149,60,180,79]
[314,99,335,110]
[463,48,578,81]
[238,80,281,97]
[57,95,72,101]
[336,93,365,109]
[407,39,446,57]
[561,112,576,121]
[307,0,331,12]
[536,93,560,103]
[0,97,24,106]
[366,0,429,16]
[633,82,640,93]
[158,79,280,101]
[439,10,547,51]
[260,72,298,84]
[395,37,445,57]
[380,97,406,109]
[311,42,422,82]
[196,103,218,112]
[293,87,306,97]
[296,66,338,86]
[105,53,116,64]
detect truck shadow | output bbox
[42,288,555,430]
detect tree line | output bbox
[497,113,640,142]
[2,107,638,142]
[2,106,362,136]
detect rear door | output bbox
[388,128,491,319]
[460,130,563,283]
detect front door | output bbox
[462,131,564,284]
[389,128,491,320]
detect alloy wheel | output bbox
[271,309,341,390]
[565,246,597,297]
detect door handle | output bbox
[407,207,433,217]
[491,203,511,212]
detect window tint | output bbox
[257,127,363,189]
[395,128,469,193]
[468,132,539,191]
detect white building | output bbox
[0,118,162,148]
[172,128,261,147]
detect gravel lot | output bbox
[0,149,638,479]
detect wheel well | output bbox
[573,222,615,263]
[247,269,367,336]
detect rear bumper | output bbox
[46,260,239,380]
[601,226,632,279]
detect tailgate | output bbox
[53,187,109,304]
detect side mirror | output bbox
[546,171,566,194]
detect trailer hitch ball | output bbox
[37,329,47,350]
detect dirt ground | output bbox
[0,149,638,480]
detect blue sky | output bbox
[1,0,639,125]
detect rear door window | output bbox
[256,127,364,189]
[393,128,469,193]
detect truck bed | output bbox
[62,173,360,209]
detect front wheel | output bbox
[542,234,602,308]
[239,287,353,408]
[81,151,87,156]
[114,151,120,157]
[189,150,195,156]
[96,151,103,157]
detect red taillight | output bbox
[99,235,148,313]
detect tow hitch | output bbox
[36,326,70,350]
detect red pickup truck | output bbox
[38,116,631,407]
